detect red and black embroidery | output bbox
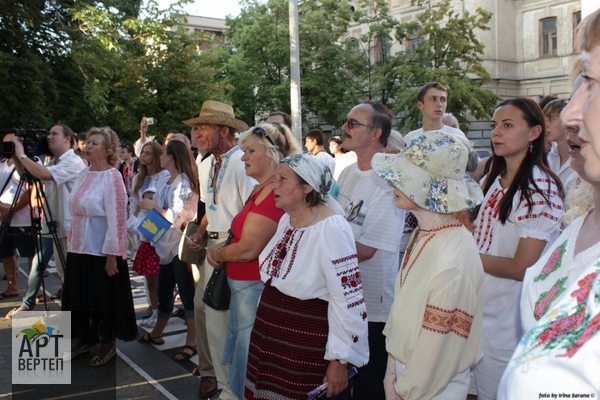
[422,304,474,339]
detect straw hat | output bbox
[182,100,249,133]
[371,131,483,214]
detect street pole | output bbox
[289,0,302,143]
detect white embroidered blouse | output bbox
[68,168,127,259]
[383,227,484,399]
[475,166,564,349]
[258,213,369,367]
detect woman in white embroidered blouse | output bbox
[472,97,564,399]
[137,140,199,362]
[372,132,485,400]
[246,153,368,400]
[62,127,137,366]
[498,12,600,397]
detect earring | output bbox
[529,142,533,154]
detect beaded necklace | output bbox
[400,222,463,287]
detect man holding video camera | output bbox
[4,125,86,309]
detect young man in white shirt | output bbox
[305,129,336,177]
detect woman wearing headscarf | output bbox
[204,123,300,399]
[245,154,369,400]
[372,132,485,399]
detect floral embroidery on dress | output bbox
[334,255,364,310]
[534,241,567,282]
[508,264,600,369]
[534,276,567,321]
[422,304,474,339]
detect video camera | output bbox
[0,125,51,159]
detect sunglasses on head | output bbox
[342,118,373,129]
[252,127,276,147]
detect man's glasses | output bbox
[252,127,276,147]
[342,118,373,129]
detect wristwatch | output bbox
[337,359,348,365]
[19,153,27,160]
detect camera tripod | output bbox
[0,158,66,312]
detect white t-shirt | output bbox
[333,151,357,181]
[0,157,43,227]
[45,149,87,238]
[199,146,256,233]
[336,164,405,322]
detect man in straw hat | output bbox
[184,100,256,398]
[336,100,406,398]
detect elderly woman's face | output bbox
[566,46,600,181]
[272,163,310,211]
[85,133,107,165]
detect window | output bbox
[573,11,582,49]
[540,17,557,57]
[407,26,424,52]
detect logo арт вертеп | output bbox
[12,311,71,384]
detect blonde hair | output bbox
[563,178,594,225]
[238,123,301,164]
[87,127,120,167]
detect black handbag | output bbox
[202,231,233,311]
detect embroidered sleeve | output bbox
[516,172,564,241]
[323,218,369,368]
[422,305,474,339]
[102,169,128,258]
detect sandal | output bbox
[51,289,63,300]
[0,292,19,300]
[36,294,46,303]
[138,334,164,345]
[174,345,197,362]
[141,308,153,319]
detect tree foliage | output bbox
[219,0,362,127]
[0,0,227,142]
[352,0,500,131]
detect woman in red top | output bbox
[206,123,300,399]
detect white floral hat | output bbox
[371,131,483,213]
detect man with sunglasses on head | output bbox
[335,101,406,399]
[184,100,256,399]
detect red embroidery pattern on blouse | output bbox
[422,304,474,339]
[260,227,304,279]
[112,169,127,251]
[333,254,364,310]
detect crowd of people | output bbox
[0,8,599,400]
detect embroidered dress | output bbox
[521,214,600,332]
[245,214,369,399]
[473,166,564,400]
[498,261,600,398]
[62,168,137,343]
[384,226,484,400]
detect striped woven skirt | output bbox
[245,281,330,400]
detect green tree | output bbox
[390,0,500,131]
[220,0,361,127]
[0,0,227,143]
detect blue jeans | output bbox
[222,278,264,398]
[20,237,53,310]
[156,256,195,320]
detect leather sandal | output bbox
[138,333,164,345]
[174,345,197,361]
